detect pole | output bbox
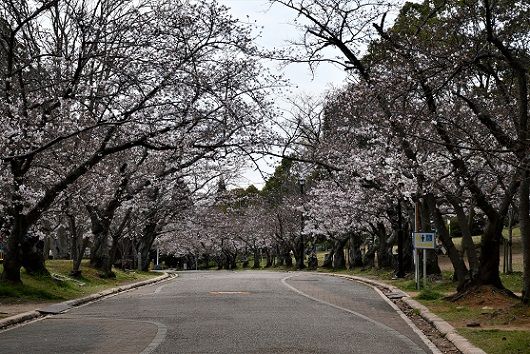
[415,201,421,290]
[156,247,159,268]
[423,248,427,288]
[396,199,404,278]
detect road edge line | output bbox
[281,274,425,354]
[322,272,486,354]
[371,284,442,354]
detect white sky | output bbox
[217,0,348,188]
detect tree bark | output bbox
[425,193,470,291]
[333,237,347,269]
[322,249,334,268]
[253,250,260,269]
[375,223,392,269]
[419,199,441,276]
[264,248,273,268]
[476,216,504,289]
[519,171,530,303]
[137,221,158,272]
[295,235,305,270]
[348,234,363,269]
[448,197,479,278]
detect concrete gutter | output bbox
[325,273,487,354]
[0,272,173,330]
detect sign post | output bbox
[413,232,436,289]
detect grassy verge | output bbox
[0,260,158,306]
[458,328,530,354]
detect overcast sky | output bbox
[217,0,348,188]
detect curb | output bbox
[0,272,173,331]
[323,273,486,354]
[0,310,41,330]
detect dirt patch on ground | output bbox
[450,285,519,308]
[442,285,530,330]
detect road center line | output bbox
[281,274,426,354]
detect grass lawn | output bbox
[0,260,158,307]
[458,328,530,354]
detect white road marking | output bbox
[154,284,166,294]
[139,320,168,354]
[53,315,168,354]
[371,285,442,354]
[281,274,426,354]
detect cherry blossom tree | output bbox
[0,0,278,283]
[272,0,528,296]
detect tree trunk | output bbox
[322,249,334,268]
[348,234,363,269]
[419,199,441,276]
[71,238,89,276]
[216,255,223,270]
[89,228,114,278]
[20,236,49,276]
[138,221,158,272]
[230,251,237,269]
[402,220,414,272]
[507,207,514,274]
[425,193,470,291]
[448,196,479,278]
[295,236,305,270]
[67,211,88,277]
[333,238,347,269]
[477,216,504,289]
[264,248,273,268]
[1,212,49,283]
[1,217,25,283]
[363,246,376,269]
[101,239,119,277]
[89,231,109,269]
[274,245,283,267]
[284,249,293,267]
[519,171,529,303]
[253,250,260,268]
[376,223,392,269]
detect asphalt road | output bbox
[0,271,435,354]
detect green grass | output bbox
[416,288,444,300]
[0,260,158,303]
[458,329,530,354]
[500,272,524,292]
[416,298,484,322]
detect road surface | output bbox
[0,271,435,353]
